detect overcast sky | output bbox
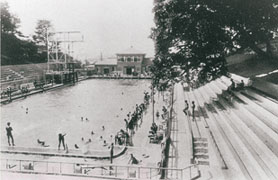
[6,0,155,61]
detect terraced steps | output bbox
[193,138,209,166]
[216,95,278,179]
[179,76,278,179]
[206,82,278,180]
[221,76,278,116]
[196,86,251,179]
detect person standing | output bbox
[109,143,114,164]
[183,100,189,115]
[191,101,195,120]
[124,119,129,132]
[58,133,66,150]
[6,122,15,146]
[230,79,235,91]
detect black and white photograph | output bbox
[1,0,278,179]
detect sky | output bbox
[5,0,155,61]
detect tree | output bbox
[150,0,278,89]
[1,2,20,34]
[32,20,53,46]
[1,2,47,65]
[207,0,278,59]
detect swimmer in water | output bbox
[26,108,28,114]
[102,126,105,131]
[86,118,89,122]
[81,117,83,121]
[81,137,84,141]
[100,136,103,140]
[91,131,94,135]
[37,139,49,147]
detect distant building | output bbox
[116,46,146,75]
[95,58,117,75]
[94,47,153,75]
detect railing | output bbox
[1,158,200,180]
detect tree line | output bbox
[1,2,81,67]
[150,0,278,89]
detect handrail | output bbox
[1,157,200,180]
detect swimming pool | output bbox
[1,79,151,150]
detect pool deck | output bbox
[1,84,66,104]
[1,146,127,160]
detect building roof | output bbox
[95,58,117,66]
[116,46,145,55]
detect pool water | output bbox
[1,79,151,150]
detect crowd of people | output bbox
[116,91,151,146]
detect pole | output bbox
[152,83,155,124]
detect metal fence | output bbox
[1,158,200,180]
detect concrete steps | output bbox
[242,89,278,117]
[214,79,278,134]
[207,81,278,180]
[216,79,278,152]
[217,96,278,179]
[193,138,209,165]
[182,85,228,179]
[221,76,278,117]
[203,84,270,180]
[196,87,251,180]
[180,76,278,179]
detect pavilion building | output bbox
[116,46,146,75]
[95,58,117,75]
[93,46,152,76]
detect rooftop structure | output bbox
[116,46,145,55]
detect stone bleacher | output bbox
[180,75,278,179]
[1,63,47,85]
[1,68,24,83]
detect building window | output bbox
[134,57,138,62]
[127,57,132,62]
[119,57,124,62]
[112,67,115,71]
